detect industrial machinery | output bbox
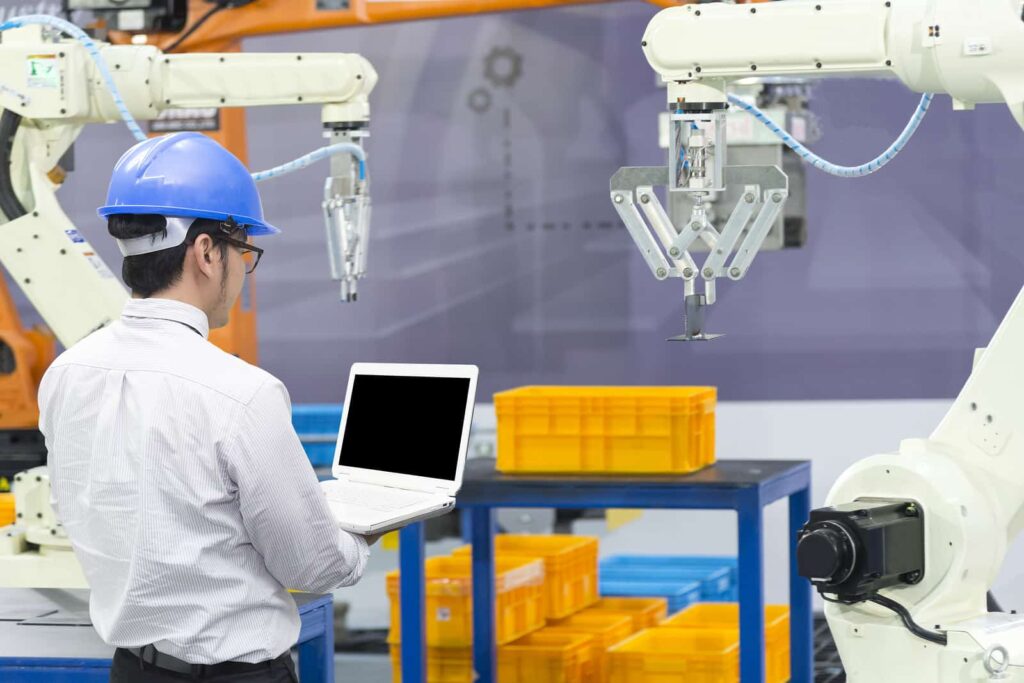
[619,0,1024,679]
[0,13,375,586]
[617,0,1023,340]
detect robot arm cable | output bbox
[0,15,368,187]
[0,14,148,142]
[866,594,948,646]
[0,110,27,221]
[727,92,934,178]
[822,592,948,646]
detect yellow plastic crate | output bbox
[609,628,739,683]
[386,555,546,647]
[546,613,634,683]
[0,493,13,527]
[583,598,669,632]
[660,603,790,683]
[388,644,474,683]
[502,631,598,683]
[452,535,599,619]
[494,386,716,474]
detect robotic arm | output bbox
[0,18,377,349]
[621,1,1024,679]
[0,19,376,587]
[616,0,1024,339]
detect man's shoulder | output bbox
[197,345,281,405]
[47,322,281,407]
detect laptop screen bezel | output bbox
[331,362,479,495]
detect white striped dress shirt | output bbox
[38,297,368,665]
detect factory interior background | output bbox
[4,0,1024,679]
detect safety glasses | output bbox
[217,234,263,274]
[217,219,263,274]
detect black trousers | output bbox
[110,648,299,682]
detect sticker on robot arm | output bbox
[26,55,59,89]
[64,231,118,279]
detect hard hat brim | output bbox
[97,204,281,237]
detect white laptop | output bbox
[319,362,479,535]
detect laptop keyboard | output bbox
[321,481,428,512]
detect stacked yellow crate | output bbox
[607,602,791,683]
[576,597,669,633]
[452,535,600,619]
[390,534,612,683]
[545,612,634,683]
[386,555,546,683]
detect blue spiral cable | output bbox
[727,92,934,178]
[0,14,367,183]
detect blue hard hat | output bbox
[98,132,280,236]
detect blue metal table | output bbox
[398,458,812,683]
[0,589,335,682]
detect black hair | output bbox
[107,214,236,298]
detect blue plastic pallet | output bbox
[601,555,738,584]
[599,578,703,614]
[292,404,343,434]
[601,564,731,601]
[292,404,343,468]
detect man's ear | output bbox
[191,234,219,279]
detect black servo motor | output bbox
[797,499,925,599]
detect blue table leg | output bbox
[738,489,766,683]
[297,601,334,683]
[399,522,426,683]
[460,507,473,544]
[789,484,813,683]
[470,507,496,683]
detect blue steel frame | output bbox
[0,593,335,683]
[398,460,812,683]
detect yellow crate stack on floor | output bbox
[501,631,598,683]
[452,534,600,619]
[604,602,792,683]
[387,554,547,683]
[386,555,546,647]
[545,612,635,683]
[659,603,791,683]
[609,628,740,683]
[578,597,669,633]
[388,644,475,683]
[494,386,716,475]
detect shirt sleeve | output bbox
[224,377,369,593]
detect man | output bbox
[39,132,373,683]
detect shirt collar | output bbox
[121,298,211,339]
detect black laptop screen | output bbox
[337,374,471,481]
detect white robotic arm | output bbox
[0,20,377,588]
[616,0,1024,339]
[622,1,1024,679]
[0,20,378,349]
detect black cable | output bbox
[820,592,948,646]
[0,109,27,222]
[866,594,948,646]
[161,4,227,53]
[162,0,259,53]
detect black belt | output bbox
[123,645,290,678]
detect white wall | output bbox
[342,398,1024,628]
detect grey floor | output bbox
[334,653,390,683]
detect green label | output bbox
[27,55,59,89]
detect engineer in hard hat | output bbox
[38,132,375,683]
